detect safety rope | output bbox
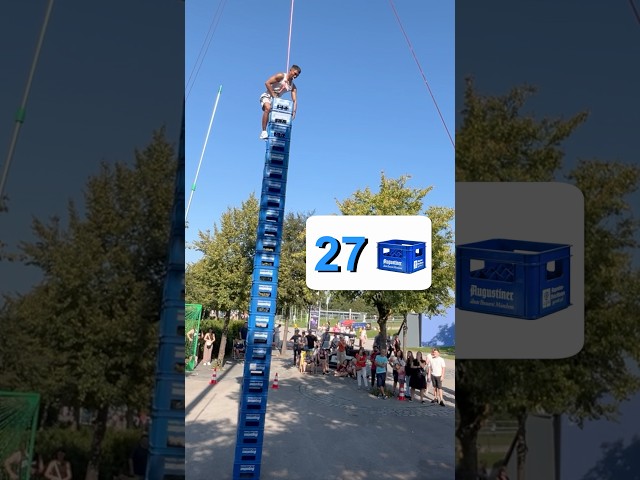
[185,0,228,100]
[387,0,455,150]
[286,0,295,71]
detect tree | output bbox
[0,129,177,479]
[336,173,455,350]
[455,80,640,480]
[190,195,259,365]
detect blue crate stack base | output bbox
[232,99,293,479]
[456,238,571,320]
[147,108,186,479]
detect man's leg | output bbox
[261,101,271,131]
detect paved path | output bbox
[186,347,455,480]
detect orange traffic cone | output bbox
[397,384,405,401]
[271,373,279,389]
[209,368,218,385]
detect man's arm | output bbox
[291,85,297,119]
[4,451,19,480]
[264,73,284,97]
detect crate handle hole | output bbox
[546,260,563,280]
[415,248,423,256]
[470,259,485,272]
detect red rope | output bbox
[388,0,455,150]
[286,0,295,71]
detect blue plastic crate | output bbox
[241,374,269,393]
[259,207,285,226]
[256,236,279,254]
[247,329,273,346]
[250,282,275,298]
[264,163,287,182]
[146,450,185,479]
[269,110,292,127]
[377,240,427,274]
[266,151,288,169]
[254,266,278,284]
[249,297,277,316]
[151,375,184,412]
[456,238,571,320]
[256,221,282,241]
[239,392,269,412]
[159,300,184,337]
[253,252,279,268]
[156,339,186,375]
[260,193,285,210]
[267,125,291,142]
[261,178,286,197]
[236,427,265,445]
[271,97,293,114]
[234,444,264,464]
[248,314,274,330]
[233,462,262,479]
[148,415,185,449]
[266,141,290,160]
[244,343,271,362]
[237,410,267,429]
[246,361,270,379]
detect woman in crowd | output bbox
[404,351,415,401]
[354,347,368,389]
[391,350,405,396]
[334,360,349,377]
[410,351,428,403]
[202,329,215,366]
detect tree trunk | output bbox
[84,405,109,480]
[402,313,408,351]
[455,375,491,480]
[456,423,481,480]
[516,412,528,480]
[374,300,391,352]
[280,311,289,356]
[216,311,231,366]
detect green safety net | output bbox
[185,304,202,371]
[0,392,40,480]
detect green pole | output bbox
[0,0,55,205]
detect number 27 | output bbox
[314,236,368,272]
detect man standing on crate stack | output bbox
[259,65,301,140]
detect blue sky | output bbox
[0,1,183,298]
[185,0,455,269]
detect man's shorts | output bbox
[376,372,386,387]
[431,375,442,389]
[259,93,272,106]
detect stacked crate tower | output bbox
[232,98,294,479]
[147,108,186,480]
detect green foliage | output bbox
[0,128,176,477]
[456,78,588,182]
[336,172,455,348]
[188,195,259,312]
[455,80,640,479]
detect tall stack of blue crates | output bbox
[232,97,293,479]
[147,108,185,480]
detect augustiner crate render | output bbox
[377,239,426,274]
[456,238,571,320]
